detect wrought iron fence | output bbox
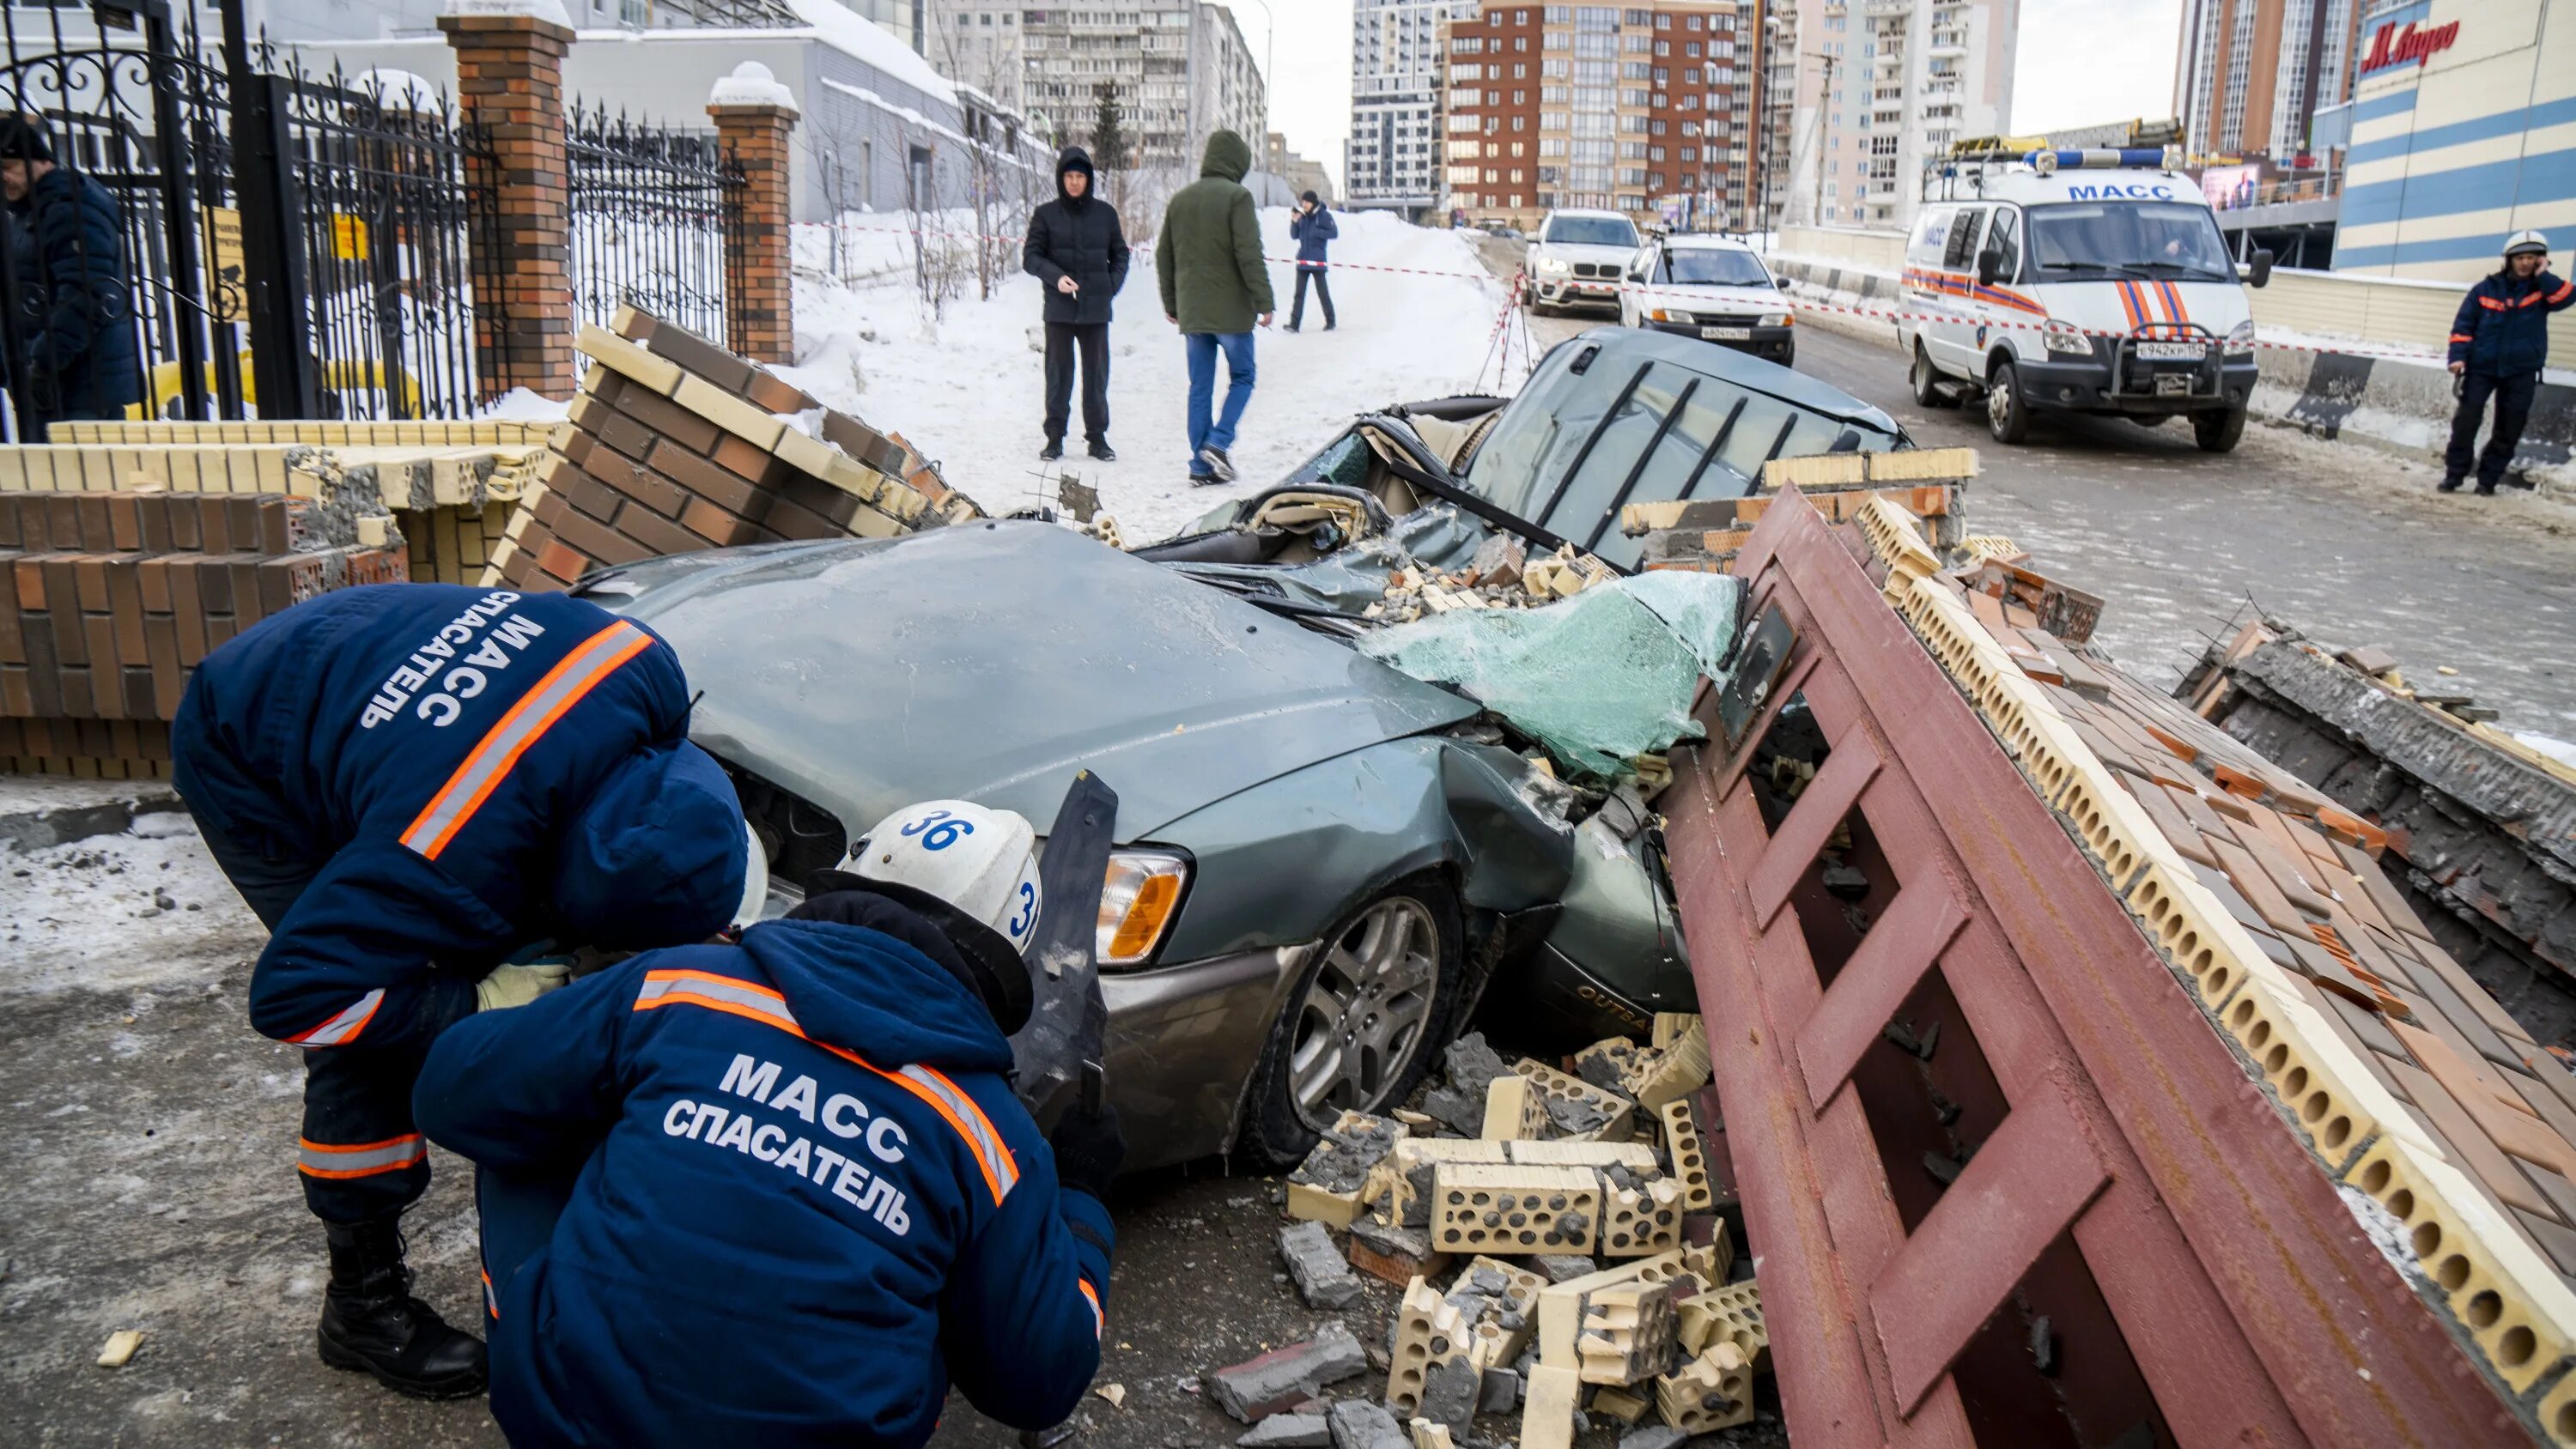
[278,59,497,421]
[0,1,234,433]
[567,103,742,349]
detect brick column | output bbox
[440,0,578,400]
[708,63,800,366]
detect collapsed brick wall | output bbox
[0,492,407,777]
[488,308,981,590]
[1628,447,1977,573]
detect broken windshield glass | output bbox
[1358,573,1744,782]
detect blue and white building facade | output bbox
[2336,0,2575,279]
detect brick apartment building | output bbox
[1438,3,1758,234]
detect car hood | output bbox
[583,523,1483,841]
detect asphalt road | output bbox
[1504,259,2576,738]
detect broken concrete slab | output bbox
[1326,1398,1410,1449]
[1208,1319,1370,1422]
[1347,1218,1450,1288]
[1281,1220,1366,1309]
[1238,1412,1333,1447]
[1479,1364,1520,1413]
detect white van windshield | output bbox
[2024,202,2233,282]
[1545,215,1640,248]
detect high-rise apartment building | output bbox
[1347,0,1480,216]
[1754,0,1797,227]
[1771,0,2014,230]
[1438,3,1756,233]
[926,3,1265,163]
[2172,0,2360,162]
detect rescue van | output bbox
[1895,147,2273,452]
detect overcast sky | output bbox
[1209,0,2185,188]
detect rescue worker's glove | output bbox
[1048,1103,1126,1203]
[474,961,572,1012]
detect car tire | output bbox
[1986,359,2031,445]
[2193,406,2246,453]
[1241,875,1465,1167]
[1911,344,1955,409]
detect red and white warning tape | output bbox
[806,215,2457,366]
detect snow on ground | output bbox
[2,814,264,998]
[779,209,1512,541]
[2520,733,2576,771]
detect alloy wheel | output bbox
[1286,896,1440,1126]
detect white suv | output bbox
[1522,209,1641,314]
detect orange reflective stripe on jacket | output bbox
[400,621,653,860]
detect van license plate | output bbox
[2154,374,2191,396]
[1701,326,1751,340]
[2136,342,2205,361]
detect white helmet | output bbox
[2505,229,2550,258]
[825,800,1043,1027]
[732,818,770,932]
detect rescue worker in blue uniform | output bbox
[2443,229,2573,494]
[172,583,758,1400]
[414,797,1125,1448]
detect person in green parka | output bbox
[1156,130,1274,486]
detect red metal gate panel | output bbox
[1666,493,2526,1447]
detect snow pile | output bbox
[2518,733,2576,771]
[780,209,1510,541]
[479,386,572,423]
[3,815,264,997]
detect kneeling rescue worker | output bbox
[413,797,1124,1447]
[173,583,759,1399]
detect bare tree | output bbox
[800,104,878,282]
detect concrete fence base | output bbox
[1765,253,2573,486]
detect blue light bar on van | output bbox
[2026,148,2173,172]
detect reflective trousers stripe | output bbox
[631,969,1020,1204]
[1078,1278,1103,1337]
[288,988,386,1048]
[483,1268,498,1320]
[298,1132,427,1179]
[400,621,653,860]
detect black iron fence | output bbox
[567,104,742,349]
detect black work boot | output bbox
[2438,474,2465,492]
[318,1217,488,1399]
[1038,438,1065,462]
[2475,481,2498,496]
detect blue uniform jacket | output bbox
[1291,205,1337,267]
[171,584,747,1052]
[2448,268,2573,374]
[413,917,1115,1449]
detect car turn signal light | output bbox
[1097,851,1189,967]
[1645,307,1692,324]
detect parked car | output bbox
[1618,233,1797,367]
[1523,209,1643,314]
[574,330,1908,1172]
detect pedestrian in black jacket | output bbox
[1022,148,1130,462]
[1286,191,1337,332]
[2442,229,2573,494]
[1,116,139,430]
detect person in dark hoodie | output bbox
[1157,128,1274,485]
[1285,190,1337,332]
[414,796,1123,1449]
[0,114,139,427]
[172,583,759,1402]
[1022,147,1130,462]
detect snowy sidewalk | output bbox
[781,210,1514,542]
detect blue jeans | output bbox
[1185,330,1257,471]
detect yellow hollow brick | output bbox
[2346,1134,2576,1396]
[1573,1280,1676,1385]
[1386,1276,1473,1419]
[1511,1059,1633,1143]
[1658,1099,1715,1213]
[1518,1365,1583,1449]
[1460,1256,1546,1371]
[672,373,788,453]
[1537,1251,1692,1367]
[1480,1074,1550,1141]
[576,323,685,396]
[1505,1140,1658,1171]
[1655,1342,1755,1433]
[1430,1162,1601,1256]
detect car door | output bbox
[1929,205,1987,375]
[1977,205,2033,366]
[1621,241,1660,326]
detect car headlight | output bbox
[1759,312,1793,327]
[2226,318,2256,355]
[1646,307,1692,324]
[1097,849,1189,967]
[2043,319,2093,355]
[1536,257,1571,274]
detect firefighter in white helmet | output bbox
[2442,230,2572,494]
[413,798,1123,1448]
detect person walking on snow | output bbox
[1286,190,1338,332]
[2442,229,2573,495]
[171,584,759,1401]
[1157,128,1274,485]
[413,798,1124,1449]
[1022,147,1130,463]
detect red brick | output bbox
[534,538,589,583]
[651,440,770,516]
